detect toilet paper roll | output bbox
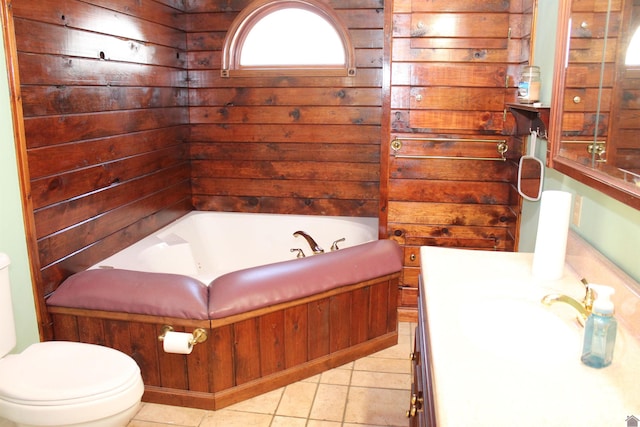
[162,331,194,354]
[532,190,572,280]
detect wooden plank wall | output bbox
[387,0,533,311]
[5,0,533,332]
[9,0,192,337]
[184,0,384,216]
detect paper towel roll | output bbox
[162,331,194,354]
[532,190,572,280]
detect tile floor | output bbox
[0,323,414,427]
[127,322,415,427]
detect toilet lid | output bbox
[0,341,141,405]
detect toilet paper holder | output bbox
[158,325,208,346]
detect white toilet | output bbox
[0,253,144,427]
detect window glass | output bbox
[626,26,640,66]
[240,8,346,67]
[221,0,355,77]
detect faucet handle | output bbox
[290,248,306,258]
[584,287,595,314]
[330,238,346,251]
[581,278,594,314]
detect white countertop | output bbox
[420,247,640,427]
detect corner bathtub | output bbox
[47,211,402,410]
[90,211,379,284]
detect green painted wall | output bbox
[545,169,640,282]
[520,0,640,284]
[0,29,40,352]
[517,0,558,253]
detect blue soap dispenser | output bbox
[581,285,617,368]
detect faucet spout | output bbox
[541,280,594,326]
[293,231,324,254]
[541,294,590,325]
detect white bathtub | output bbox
[90,211,378,284]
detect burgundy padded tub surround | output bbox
[45,239,402,411]
[46,269,210,320]
[47,240,402,321]
[208,239,402,318]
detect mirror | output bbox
[549,0,640,210]
[518,131,544,201]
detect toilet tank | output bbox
[0,253,17,357]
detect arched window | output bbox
[625,25,640,66]
[221,0,356,77]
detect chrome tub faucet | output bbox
[293,231,324,254]
[331,238,346,251]
[290,248,306,258]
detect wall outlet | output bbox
[572,195,583,227]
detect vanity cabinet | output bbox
[407,278,436,427]
[408,330,426,427]
[416,242,640,425]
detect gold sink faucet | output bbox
[541,278,594,326]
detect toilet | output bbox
[0,253,144,427]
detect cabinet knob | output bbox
[406,405,417,418]
[410,253,416,262]
[573,96,582,104]
[405,393,424,417]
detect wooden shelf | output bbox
[506,103,550,137]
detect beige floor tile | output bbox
[224,387,284,414]
[308,383,348,422]
[354,356,411,374]
[336,360,354,369]
[128,421,184,427]
[343,424,379,427]
[199,409,272,427]
[271,415,308,427]
[351,370,411,390]
[371,336,412,360]
[276,381,318,418]
[132,402,206,426]
[344,386,410,427]
[306,420,342,427]
[319,366,352,385]
[397,321,413,336]
[301,373,321,383]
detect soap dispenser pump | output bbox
[581,285,617,368]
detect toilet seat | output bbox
[0,341,144,426]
